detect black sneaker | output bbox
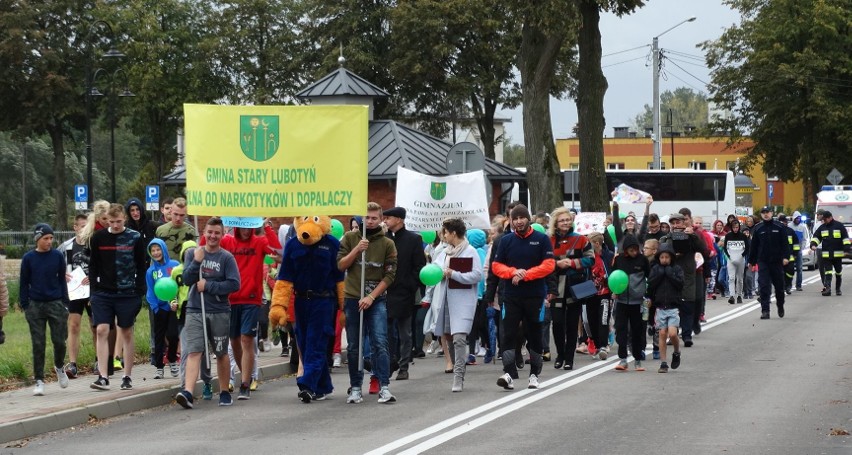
[658,362,669,373]
[671,352,681,370]
[777,304,785,318]
[836,289,842,296]
[120,376,132,390]
[784,288,792,295]
[238,383,250,400]
[684,338,694,348]
[728,296,735,304]
[822,289,831,296]
[737,296,743,304]
[90,376,110,391]
[298,389,315,403]
[175,390,194,409]
[760,311,770,319]
[65,362,78,379]
[693,323,702,335]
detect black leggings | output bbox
[614,303,645,360]
[551,300,581,366]
[152,309,179,368]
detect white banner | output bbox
[395,166,490,231]
[612,183,651,203]
[573,212,607,235]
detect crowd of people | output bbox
[14,194,848,404]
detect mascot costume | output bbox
[270,216,344,403]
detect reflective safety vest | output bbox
[811,221,850,259]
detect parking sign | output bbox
[146,185,160,211]
[74,184,87,210]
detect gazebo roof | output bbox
[296,67,390,99]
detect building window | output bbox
[647,162,666,169]
[607,163,625,170]
[688,161,707,170]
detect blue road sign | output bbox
[145,185,160,211]
[75,184,87,202]
[768,183,774,199]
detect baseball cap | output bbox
[760,206,772,213]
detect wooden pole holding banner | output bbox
[357,221,367,373]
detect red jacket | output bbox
[205,226,282,305]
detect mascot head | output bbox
[293,216,331,246]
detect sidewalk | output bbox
[0,348,293,444]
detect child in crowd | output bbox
[647,242,683,373]
[146,239,180,379]
[643,238,660,359]
[612,234,650,371]
[20,224,70,396]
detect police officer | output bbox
[810,210,850,296]
[748,206,791,319]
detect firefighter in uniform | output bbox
[810,210,850,296]
[778,214,798,294]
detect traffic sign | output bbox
[768,183,774,199]
[145,185,160,211]
[74,184,87,211]
[827,168,844,185]
[446,142,492,203]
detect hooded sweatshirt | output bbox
[170,240,197,314]
[205,225,282,305]
[466,229,488,299]
[723,227,750,263]
[126,198,161,258]
[612,234,650,305]
[647,243,684,308]
[145,238,180,313]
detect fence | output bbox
[0,231,75,259]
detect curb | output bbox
[0,361,293,444]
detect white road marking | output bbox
[368,271,835,454]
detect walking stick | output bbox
[357,224,367,373]
[198,254,211,379]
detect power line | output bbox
[602,44,650,58]
[666,58,711,86]
[602,55,647,69]
[667,56,708,69]
[663,49,706,61]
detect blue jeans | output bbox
[344,297,390,388]
[485,306,498,357]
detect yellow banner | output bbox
[184,104,368,216]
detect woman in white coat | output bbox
[423,218,484,392]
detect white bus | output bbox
[511,169,736,224]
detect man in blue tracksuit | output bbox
[748,206,791,320]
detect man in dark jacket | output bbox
[125,198,161,259]
[810,210,850,296]
[749,206,791,319]
[383,207,426,380]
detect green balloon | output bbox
[608,270,629,294]
[606,224,617,244]
[421,230,437,244]
[264,255,274,265]
[531,223,546,233]
[330,219,345,240]
[419,263,443,286]
[154,277,179,301]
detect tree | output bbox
[511,3,578,213]
[389,0,521,159]
[703,0,852,201]
[0,1,95,228]
[631,87,708,133]
[111,0,230,187]
[502,136,526,168]
[212,0,303,105]
[297,0,401,119]
[575,0,644,213]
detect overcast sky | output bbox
[500,0,741,143]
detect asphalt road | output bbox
[6,268,851,455]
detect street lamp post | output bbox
[91,68,135,202]
[84,21,124,208]
[652,16,696,170]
